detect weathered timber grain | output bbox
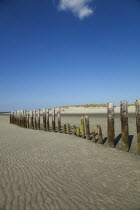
[30,110,34,129]
[73,125,76,135]
[66,123,70,134]
[43,108,46,131]
[34,109,37,130]
[107,102,115,148]
[85,116,90,140]
[120,101,129,152]
[37,109,40,130]
[57,108,61,133]
[52,108,55,132]
[97,125,103,144]
[80,117,85,138]
[76,127,80,137]
[46,109,49,131]
[63,124,66,133]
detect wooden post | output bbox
[91,128,96,142]
[37,109,40,130]
[97,125,103,144]
[73,125,76,135]
[21,110,24,127]
[26,111,30,128]
[34,109,37,130]
[85,116,90,140]
[66,123,70,134]
[76,127,80,137]
[63,124,66,133]
[52,108,55,132]
[120,101,129,152]
[24,110,27,128]
[80,116,85,138]
[30,110,34,129]
[43,109,46,131]
[107,102,115,148]
[46,109,49,131]
[57,108,61,133]
[135,99,140,155]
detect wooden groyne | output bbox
[10,100,140,156]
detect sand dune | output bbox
[0,115,140,210]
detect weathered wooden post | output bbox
[21,110,24,127]
[97,125,103,144]
[72,125,76,135]
[43,109,46,131]
[26,111,30,128]
[76,127,80,137]
[80,116,85,138]
[66,123,70,134]
[120,101,129,152]
[91,128,96,142]
[57,108,61,133]
[24,110,27,128]
[30,110,34,129]
[13,111,15,124]
[63,124,66,133]
[46,109,49,131]
[16,110,19,125]
[52,108,55,132]
[34,109,37,130]
[37,109,40,130]
[85,116,90,140]
[15,111,17,125]
[135,99,140,155]
[107,102,115,148]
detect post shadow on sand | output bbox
[114,134,134,150]
[114,134,122,147]
[128,135,134,150]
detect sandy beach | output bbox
[0,115,140,210]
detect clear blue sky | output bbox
[0,0,140,111]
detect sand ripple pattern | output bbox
[0,116,140,210]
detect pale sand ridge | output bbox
[0,115,140,210]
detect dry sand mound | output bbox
[0,115,140,210]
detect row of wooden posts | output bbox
[10,100,140,155]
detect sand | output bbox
[0,115,140,210]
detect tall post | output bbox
[120,101,129,152]
[43,109,46,131]
[85,116,90,140]
[21,110,24,127]
[80,116,85,138]
[34,109,37,130]
[107,102,115,148]
[97,125,103,144]
[135,99,140,155]
[27,111,30,128]
[30,110,34,129]
[52,108,55,132]
[24,110,27,128]
[46,109,49,131]
[37,109,40,130]
[57,108,61,133]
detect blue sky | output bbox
[0,0,140,111]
